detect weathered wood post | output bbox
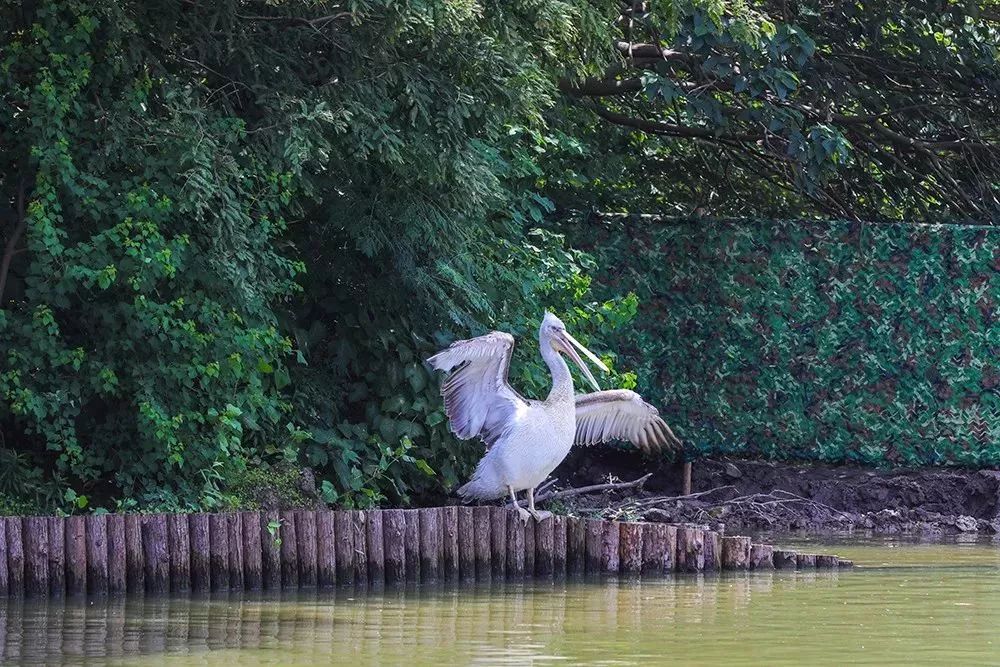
[22,516,49,597]
[189,514,211,592]
[817,555,839,568]
[772,549,798,569]
[85,515,109,595]
[167,514,190,593]
[663,524,678,573]
[228,513,245,590]
[600,520,620,574]
[296,511,318,588]
[506,511,525,579]
[677,526,704,573]
[456,507,475,580]
[640,523,666,576]
[523,516,536,576]
[241,511,263,590]
[619,522,643,576]
[278,510,298,589]
[261,510,282,590]
[584,519,603,574]
[489,507,507,579]
[552,515,567,576]
[352,511,369,586]
[0,517,7,596]
[566,517,585,576]
[142,515,169,593]
[107,514,126,594]
[418,508,442,582]
[403,509,421,583]
[749,544,774,570]
[124,514,144,593]
[315,510,336,588]
[5,517,24,597]
[721,536,751,570]
[365,510,385,585]
[703,529,722,572]
[382,509,406,585]
[472,506,491,579]
[211,513,233,591]
[333,511,354,587]
[535,516,555,577]
[47,516,65,595]
[442,507,459,581]
[796,553,817,569]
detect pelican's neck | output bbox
[540,339,574,404]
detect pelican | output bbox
[427,311,681,524]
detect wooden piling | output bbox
[442,507,459,581]
[619,522,644,576]
[403,509,420,583]
[535,516,555,577]
[472,506,491,579]
[838,559,854,568]
[47,517,65,595]
[124,514,143,593]
[4,518,23,597]
[565,517,585,576]
[142,515,169,594]
[677,526,704,573]
[552,515,567,576]
[489,507,507,579]
[353,511,369,586]
[584,519,603,574]
[296,511,318,588]
[456,507,475,580]
[210,513,232,591]
[333,511,355,586]
[640,523,665,576]
[278,510,298,589]
[418,508,441,582]
[315,510,336,588]
[600,521,620,574]
[721,536,751,570]
[228,513,245,590]
[106,514,126,594]
[241,511,263,590]
[365,510,384,584]
[748,543,773,570]
[523,515,536,576]
[703,529,722,572]
[167,514,190,593]
[0,517,7,597]
[817,555,839,568]
[382,509,406,585]
[23,516,49,597]
[663,524,678,572]
[506,511,525,579]
[796,553,817,569]
[773,549,798,569]
[261,510,282,590]
[189,513,211,592]
[84,514,109,595]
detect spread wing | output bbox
[574,390,682,454]
[426,332,529,448]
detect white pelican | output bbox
[427,311,681,523]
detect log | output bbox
[210,513,232,591]
[334,511,355,586]
[552,515,567,576]
[228,513,245,590]
[489,507,508,579]
[442,507,459,581]
[663,524,678,572]
[456,507,475,580]
[619,522,643,576]
[106,514,126,594]
[506,511,525,579]
[382,509,406,585]
[472,506,491,579]
[702,529,721,572]
[65,516,86,595]
[817,554,839,568]
[566,517,586,576]
[22,516,49,597]
[189,514,211,592]
[353,511,369,586]
[640,523,665,576]
[838,559,854,568]
[721,536,751,570]
[677,526,704,573]
[773,549,798,569]
[0,517,6,596]
[5,517,23,596]
[523,514,535,577]
[315,511,336,587]
[85,514,109,595]
[365,510,384,584]
[418,508,441,582]
[296,511,317,588]
[167,514,190,593]
[535,516,555,577]
[278,510,298,589]
[796,553,817,569]
[261,510,282,590]
[749,544,774,570]
[600,521,620,574]
[124,514,143,593]
[584,519,603,574]
[682,461,693,495]
[241,511,263,590]
[47,516,65,595]
[142,515,169,594]
[403,509,420,583]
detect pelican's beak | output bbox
[556,330,608,392]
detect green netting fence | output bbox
[579,218,1000,467]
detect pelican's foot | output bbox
[516,506,532,525]
[528,509,553,522]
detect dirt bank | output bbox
[551,450,1000,535]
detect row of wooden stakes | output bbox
[0,508,851,597]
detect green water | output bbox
[2,536,999,666]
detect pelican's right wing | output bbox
[426,332,529,448]
[574,390,682,454]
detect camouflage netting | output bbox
[580,218,1000,467]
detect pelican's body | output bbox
[427,312,681,523]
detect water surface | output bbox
[2,536,998,666]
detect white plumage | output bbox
[427,312,681,523]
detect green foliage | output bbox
[224,464,311,512]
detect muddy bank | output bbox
[552,450,1000,535]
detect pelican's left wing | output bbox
[574,390,681,454]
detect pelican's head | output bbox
[539,311,608,391]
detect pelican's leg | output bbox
[526,487,552,522]
[510,486,531,525]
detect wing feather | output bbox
[574,389,681,454]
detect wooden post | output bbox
[677,526,704,573]
[167,514,190,593]
[0,517,6,597]
[278,510,299,589]
[106,514,126,594]
[552,515,567,576]
[352,511,369,586]
[773,549,798,569]
[65,515,86,595]
[523,515,535,576]
[261,510,282,590]
[442,507,459,581]
[228,513,245,590]
[535,516,555,577]
[663,524,678,572]
[817,554,839,568]
[85,514,109,595]
[600,521,620,574]
[47,516,65,596]
[403,509,420,583]
[124,514,143,593]
[456,507,475,580]
[210,513,232,591]
[796,553,817,569]
[142,515,169,594]
[619,522,643,576]
[721,536,751,570]
[682,461,692,495]
[584,519,603,574]
[472,506,491,579]
[189,513,211,592]
[506,511,525,579]
[703,529,721,572]
[333,511,355,587]
[566,517,585,576]
[365,510,385,585]
[22,516,48,597]
[838,559,854,568]
[418,508,441,582]
[296,511,318,588]
[640,523,665,576]
[316,511,336,587]
[489,507,508,579]
[382,509,405,585]
[241,511,263,590]
[749,544,774,570]
[5,517,23,596]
